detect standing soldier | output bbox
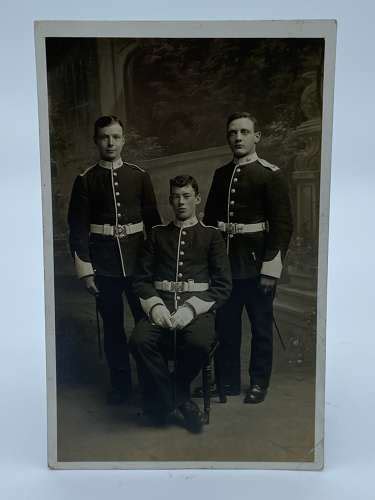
[68,115,161,405]
[130,175,232,433]
[203,112,293,404]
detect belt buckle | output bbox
[114,225,127,238]
[171,281,184,293]
[227,223,238,234]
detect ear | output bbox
[195,193,202,206]
[168,195,173,206]
[254,131,261,143]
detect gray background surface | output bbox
[0,0,374,498]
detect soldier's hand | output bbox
[151,304,173,329]
[259,275,277,296]
[170,306,195,330]
[83,275,99,296]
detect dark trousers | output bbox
[216,277,274,390]
[129,313,215,415]
[95,275,143,393]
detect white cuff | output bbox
[261,250,282,278]
[140,296,165,316]
[185,296,215,316]
[74,252,94,279]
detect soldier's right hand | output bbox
[83,275,99,297]
[151,304,173,329]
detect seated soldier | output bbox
[130,175,232,433]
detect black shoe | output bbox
[178,400,204,433]
[243,385,268,404]
[106,388,130,406]
[193,383,241,398]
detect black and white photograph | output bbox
[35,20,336,469]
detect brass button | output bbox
[180,250,185,256]
[179,261,183,266]
[233,178,238,183]
[176,295,181,301]
[116,191,120,196]
[231,189,236,194]
[181,241,185,245]
[114,181,119,186]
[182,231,187,236]
[229,212,234,216]
[117,202,121,207]
[178,273,183,278]
[229,234,234,239]
[230,201,235,206]
[118,213,122,217]
[236,168,241,173]
[113,172,117,177]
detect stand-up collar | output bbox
[98,158,124,170]
[173,215,199,228]
[233,151,258,166]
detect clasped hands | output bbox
[151,304,194,330]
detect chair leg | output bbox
[214,351,227,404]
[202,362,211,424]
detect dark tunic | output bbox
[204,156,293,279]
[68,160,161,278]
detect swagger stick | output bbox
[172,293,178,413]
[95,297,103,360]
[273,315,286,351]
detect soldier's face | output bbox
[94,123,125,161]
[170,185,201,221]
[227,117,261,158]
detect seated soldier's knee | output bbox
[186,336,211,357]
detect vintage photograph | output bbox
[36,21,336,469]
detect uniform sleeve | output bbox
[132,229,166,316]
[203,171,219,227]
[141,171,162,234]
[67,175,94,279]
[261,170,293,278]
[185,229,232,315]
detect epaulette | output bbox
[79,164,96,177]
[125,161,145,173]
[258,158,280,172]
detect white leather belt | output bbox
[154,280,209,293]
[218,221,267,234]
[90,221,144,238]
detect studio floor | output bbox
[57,365,315,464]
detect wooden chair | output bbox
[200,340,227,424]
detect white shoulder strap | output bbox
[257,158,279,172]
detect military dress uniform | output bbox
[68,158,161,396]
[129,216,232,416]
[204,151,293,392]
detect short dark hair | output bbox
[169,175,199,196]
[226,112,259,132]
[94,115,124,137]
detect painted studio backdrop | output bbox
[46,37,323,462]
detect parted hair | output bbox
[226,112,259,132]
[94,115,125,137]
[169,175,199,195]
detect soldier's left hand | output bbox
[170,306,195,330]
[260,275,277,295]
